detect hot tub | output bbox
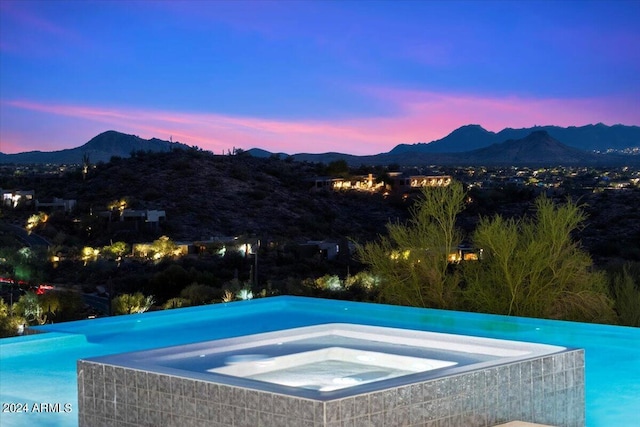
[211,346,457,392]
[78,323,584,426]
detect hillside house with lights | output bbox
[313,173,451,192]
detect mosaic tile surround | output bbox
[78,349,583,427]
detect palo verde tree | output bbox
[356,180,466,309]
[462,196,616,323]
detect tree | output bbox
[150,236,180,260]
[38,290,61,318]
[107,198,129,212]
[162,297,190,310]
[356,181,466,309]
[609,262,640,327]
[462,196,616,323]
[3,246,47,285]
[13,292,46,325]
[326,160,349,177]
[25,212,48,234]
[82,153,90,180]
[0,299,25,337]
[179,282,217,306]
[39,289,85,322]
[147,264,192,302]
[111,292,154,315]
[102,241,130,265]
[81,246,100,265]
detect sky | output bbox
[1,0,639,156]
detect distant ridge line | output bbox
[1,124,639,166]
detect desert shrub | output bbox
[171,159,191,171]
[13,292,46,325]
[39,289,85,322]
[0,299,26,337]
[463,197,616,323]
[230,163,249,180]
[609,262,640,326]
[111,292,154,315]
[163,298,190,310]
[146,264,191,302]
[180,283,217,306]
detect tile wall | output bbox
[78,349,584,427]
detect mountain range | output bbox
[278,123,640,166]
[389,123,640,153]
[1,124,639,166]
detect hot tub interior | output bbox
[90,323,566,398]
[210,346,457,391]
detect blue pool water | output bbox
[0,296,638,426]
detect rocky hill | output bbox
[33,149,409,244]
[3,148,639,267]
[0,131,190,164]
[460,131,603,165]
[390,124,497,154]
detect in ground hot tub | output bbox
[212,346,456,392]
[78,323,584,426]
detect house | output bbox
[292,240,351,261]
[313,173,451,193]
[35,197,77,212]
[1,189,35,208]
[120,209,166,230]
[307,240,340,260]
[388,173,452,190]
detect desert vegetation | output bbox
[357,182,622,323]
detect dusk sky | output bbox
[1,0,639,156]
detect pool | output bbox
[1,296,638,426]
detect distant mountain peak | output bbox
[518,130,556,144]
[390,124,497,154]
[466,130,594,164]
[454,124,490,132]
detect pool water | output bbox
[1,296,638,426]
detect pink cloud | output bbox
[2,91,638,156]
[2,100,398,155]
[0,132,29,154]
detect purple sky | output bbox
[1,0,639,155]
